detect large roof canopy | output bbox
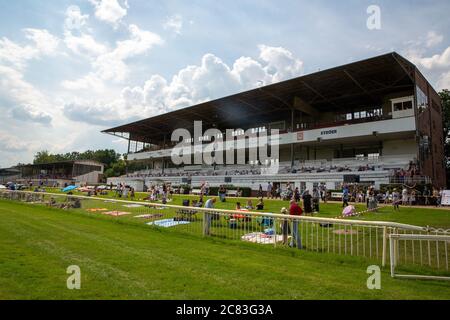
[103,52,417,144]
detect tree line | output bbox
[31,149,127,178]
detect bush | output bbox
[179,184,191,194]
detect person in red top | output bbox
[289,200,303,216]
[289,200,302,248]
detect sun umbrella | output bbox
[62,185,77,192]
[342,205,355,216]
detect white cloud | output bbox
[0,131,32,152]
[63,31,108,58]
[0,66,47,108]
[63,99,139,126]
[89,0,128,27]
[23,28,59,56]
[65,24,163,85]
[9,104,52,125]
[64,5,89,31]
[437,70,450,91]
[0,65,54,125]
[65,45,304,127]
[163,14,183,35]
[61,72,106,93]
[258,44,304,83]
[405,41,450,90]
[0,28,59,70]
[426,31,443,48]
[413,46,450,70]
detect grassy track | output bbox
[0,199,449,299]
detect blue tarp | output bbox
[147,219,190,228]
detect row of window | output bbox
[183,127,268,143]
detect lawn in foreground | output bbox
[0,200,449,300]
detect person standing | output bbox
[218,185,226,202]
[438,188,443,207]
[386,189,391,204]
[302,190,312,215]
[294,187,300,202]
[423,186,430,205]
[289,200,303,249]
[204,181,209,196]
[410,190,416,206]
[203,198,216,235]
[258,184,263,198]
[402,187,408,205]
[392,188,400,211]
[267,182,272,199]
[312,188,320,213]
[342,185,349,208]
[276,185,281,199]
[368,187,377,211]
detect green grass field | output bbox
[0,193,449,300]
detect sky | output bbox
[0,0,450,168]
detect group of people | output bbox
[144,184,173,203]
[114,183,136,200]
[391,162,422,184]
[341,184,445,210]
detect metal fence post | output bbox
[389,235,395,277]
[382,226,387,267]
[203,211,211,236]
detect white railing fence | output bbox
[1,190,449,276]
[389,233,450,280]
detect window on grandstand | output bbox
[391,96,414,118]
[368,153,380,160]
[393,101,412,111]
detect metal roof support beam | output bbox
[300,81,340,108]
[343,69,377,102]
[293,96,318,116]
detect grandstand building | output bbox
[103,52,446,193]
[11,160,105,186]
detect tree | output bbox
[439,89,450,186]
[31,149,125,177]
[104,160,127,177]
[33,150,58,164]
